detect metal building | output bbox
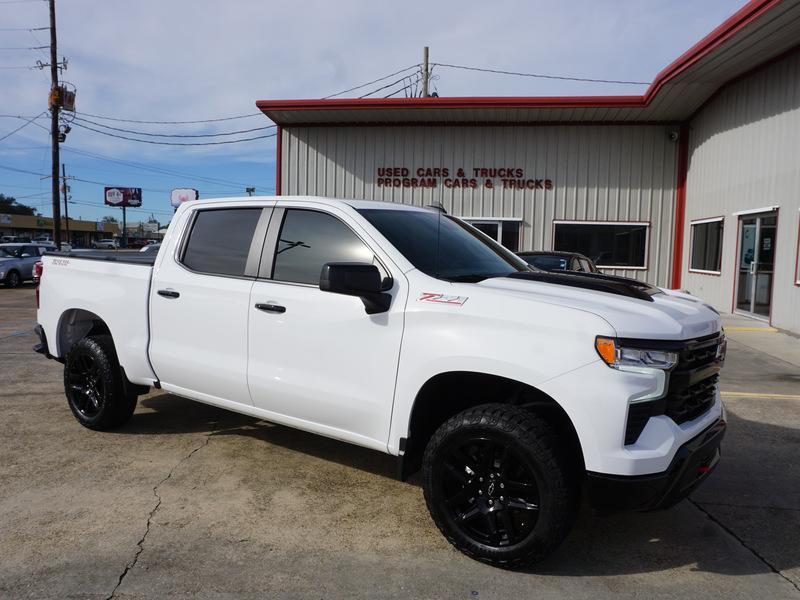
[257,0,800,334]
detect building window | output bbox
[690,218,724,274]
[463,219,521,252]
[553,221,649,269]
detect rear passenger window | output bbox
[272,209,377,285]
[182,208,261,276]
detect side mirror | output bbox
[320,262,392,314]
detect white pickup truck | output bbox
[34,196,726,568]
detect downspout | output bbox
[671,123,690,289]
[275,125,282,196]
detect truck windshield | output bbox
[358,208,530,282]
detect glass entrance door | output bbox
[736,212,777,318]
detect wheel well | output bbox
[57,309,111,357]
[400,372,584,480]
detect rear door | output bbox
[149,204,272,406]
[247,205,407,449]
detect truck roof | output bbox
[187,195,437,213]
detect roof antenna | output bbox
[427,201,447,214]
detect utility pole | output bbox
[61,163,70,243]
[48,0,62,247]
[422,46,430,97]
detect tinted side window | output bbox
[272,209,376,285]
[182,208,261,276]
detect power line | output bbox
[0,163,46,176]
[323,64,420,99]
[76,110,263,125]
[62,145,263,189]
[433,62,650,85]
[0,45,48,50]
[0,26,49,31]
[72,121,277,146]
[359,73,422,98]
[0,0,46,3]
[73,115,275,138]
[0,110,47,142]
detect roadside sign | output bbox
[170,188,199,208]
[104,187,142,207]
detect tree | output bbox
[0,194,38,216]
[102,215,119,224]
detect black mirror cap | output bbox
[319,262,392,314]
[320,262,382,295]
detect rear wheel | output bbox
[422,404,578,568]
[64,335,137,430]
[5,270,21,288]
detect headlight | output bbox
[595,337,678,370]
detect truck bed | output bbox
[44,250,158,266]
[37,250,158,385]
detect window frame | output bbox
[259,207,389,288]
[176,206,272,280]
[551,220,650,270]
[461,217,522,252]
[688,216,725,276]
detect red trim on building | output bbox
[671,124,690,289]
[275,125,282,196]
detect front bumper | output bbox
[586,417,726,511]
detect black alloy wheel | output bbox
[437,435,541,548]
[422,404,578,568]
[63,335,138,430]
[66,351,107,419]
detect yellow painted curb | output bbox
[725,326,778,332]
[721,391,800,400]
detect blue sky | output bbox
[1,0,747,224]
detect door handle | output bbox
[255,303,286,314]
[157,289,180,299]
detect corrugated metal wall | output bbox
[683,48,800,333]
[281,124,679,286]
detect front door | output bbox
[735,212,777,318]
[247,206,406,449]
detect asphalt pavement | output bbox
[1,285,798,599]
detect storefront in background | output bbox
[0,213,119,247]
[257,0,800,334]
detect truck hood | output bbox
[477,276,721,340]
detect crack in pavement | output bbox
[690,499,800,595]
[106,413,221,600]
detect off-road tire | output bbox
[422,403,578,569]
[64,335,137,430]
[5,270,21,288]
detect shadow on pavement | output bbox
[119,393,798,580]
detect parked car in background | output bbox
[1,235,19,244]
[518,251,599,274]
[138,243,160,254]
[91,239,118,249]
[0,243,51,287]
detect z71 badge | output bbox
[419,292,468,306]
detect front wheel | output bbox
[64,335,137,430]
[422,404,578,568]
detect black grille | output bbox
[665,334,724,425]
[623,333,724,445]
[666,374,719,424]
